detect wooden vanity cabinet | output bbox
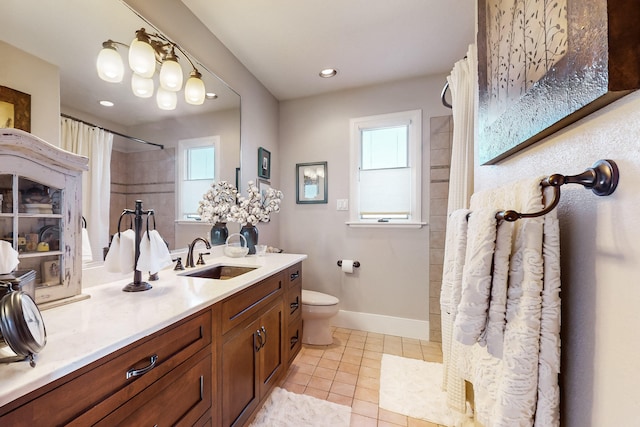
[0,308,213,425]
[220,273,285,427]
[0,261,305,427]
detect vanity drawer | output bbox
[221,273,283,334]
[286,315,303,364]
[1,309,212,426]
[286,262,302,289]
[285,281,302,325]
[94,352,212,427]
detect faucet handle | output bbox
[173,257,185,271]
[197,252,210,265]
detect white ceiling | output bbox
[182,0,477,100]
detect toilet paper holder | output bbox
[337,260,360,268]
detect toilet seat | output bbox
[302,290,339,306]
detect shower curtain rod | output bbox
[60,113,164,149]
[495,159,619,222]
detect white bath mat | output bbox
[249,387,351,427]
[380,354,457,426]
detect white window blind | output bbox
[349,109,423,227]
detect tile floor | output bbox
[279,326,446,427]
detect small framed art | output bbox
[258,147,271,179]
[0,86,31,132]
[296,161,327,204]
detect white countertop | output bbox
[0,252,306,408]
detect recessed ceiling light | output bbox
[206,92,218,100]
[99,100,114,107]
[319,68,338,78]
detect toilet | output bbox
[301,290,340,345]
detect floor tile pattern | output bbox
[280,327,447,427]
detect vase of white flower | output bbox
[229,181,283,254]
[198,181,237,245]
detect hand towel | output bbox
[104,229,135,273]
[440,209,470,413]
[137,230,173,274]
[82,228,93,262]
[0,240,19,274]
[453,208,497,345]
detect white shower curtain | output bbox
[441,43,477,415]
[446,44,477,214]
[61,117,113,263]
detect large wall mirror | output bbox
[1,0,241,261]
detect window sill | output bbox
[345,221,427,229]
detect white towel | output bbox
[137,230,173,275]
[461,177,560,427]
[81,228,93,262]
[104,229,135,273]
[453,208,497,345]
[0,240,19,274]
[440,209,470,413]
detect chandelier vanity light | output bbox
[96,28,206,110]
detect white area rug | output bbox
[249,387,351,427]
[380,354,457,426]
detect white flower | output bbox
[197,181,237,224]
[227,181,283,225]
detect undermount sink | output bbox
[180,265,258,280]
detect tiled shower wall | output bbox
[429,115,453,342]
[110,148,176,252]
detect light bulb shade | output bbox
[185,73,206,105]
[156,87,177,110]
[128,37,155,78]
[96,44,124,83]
[159,58,183,91]
[131,73,154,98]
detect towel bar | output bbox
[496,159,619,222]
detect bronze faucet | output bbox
[185,237,211,268]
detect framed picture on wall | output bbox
[257,178,271,201]
[477,0,640,164]
[258,147,271,179]
[0,86,31,132]
[296,161,328,204]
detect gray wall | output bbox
[278,75,451,338]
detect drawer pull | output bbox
[290,330,299,349]
[261,326,267,348]
[255,329,263,352]
[290,271,300,281]
[290,296,300,314]
[126,354,158,379]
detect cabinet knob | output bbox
[290,271,299,281]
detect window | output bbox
[349,110,423,227]
[177,136,220,221]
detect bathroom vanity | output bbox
[0,253,305,426]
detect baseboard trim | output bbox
[332,310,430,341]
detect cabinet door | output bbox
[258,301,283,398]
[222,317,260,427]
